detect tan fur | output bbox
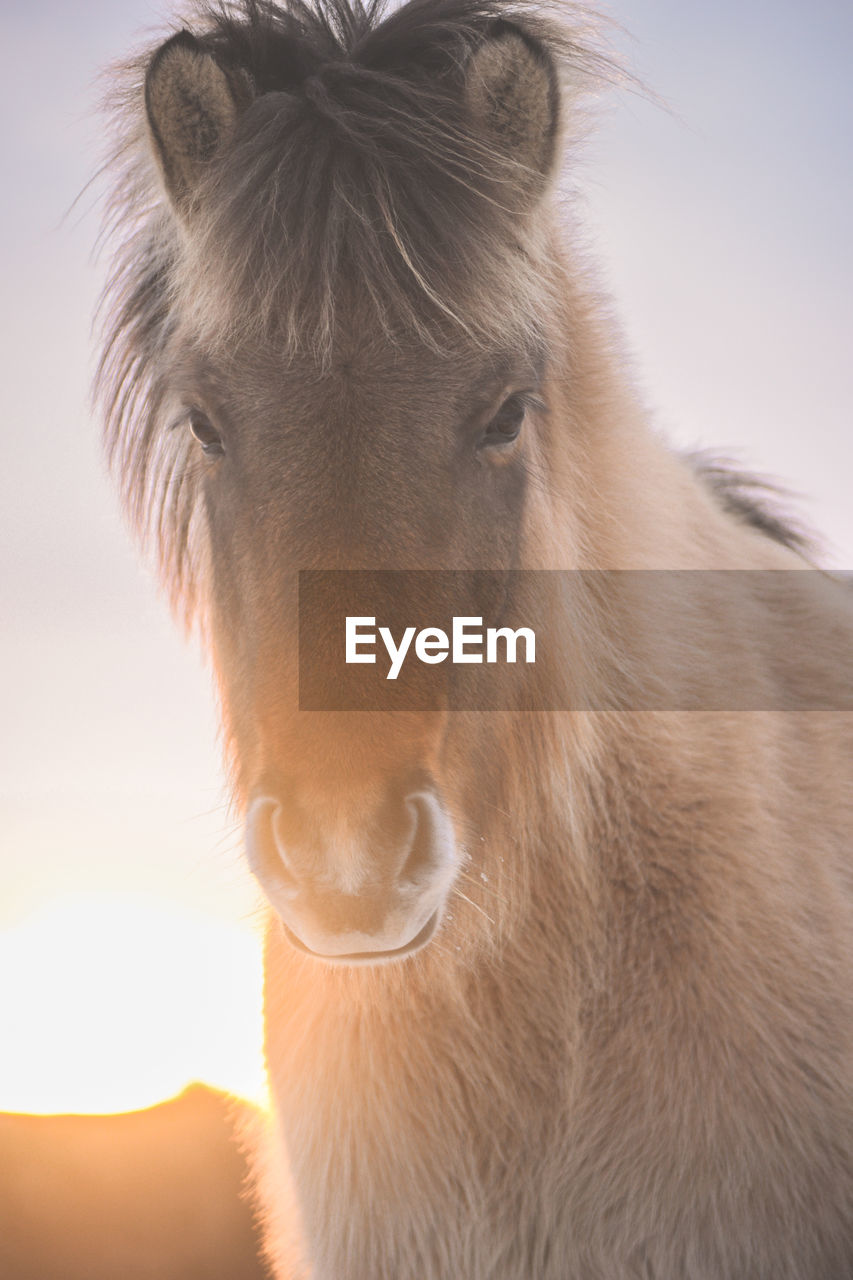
[251,250,853,1280]
[97,3,853,1276]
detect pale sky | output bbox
[1,0,851,1111]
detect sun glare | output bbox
[0,893,267,1115]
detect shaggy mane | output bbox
[689,452,815,558]
[96,0,611,611]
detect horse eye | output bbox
[188,409,224,458]
[482,394,528,447]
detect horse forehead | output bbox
[329,329,466,391]
[252,340,468,426]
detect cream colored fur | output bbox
[97,4,853,1276]
[255,247,853,1279]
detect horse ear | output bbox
[463,24,560,208]
[144,30,252,212]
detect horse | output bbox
[96,1,853,1275]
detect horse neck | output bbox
[521,249,820,730]
[502,248,819,901]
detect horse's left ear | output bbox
[463,24,560,208]
[144,30,252,213]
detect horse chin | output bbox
[278,908,441,967]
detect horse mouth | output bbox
[279,910,440,966]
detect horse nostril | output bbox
[399,790,453,888]
[245,796,299,898]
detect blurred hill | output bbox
[0,1084,271,1279]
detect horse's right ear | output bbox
[144,31,252,212]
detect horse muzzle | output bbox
[245,783,457,964]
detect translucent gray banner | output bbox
[297,570,853,711]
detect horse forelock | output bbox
[174,79,554,361]
[158,0,610,357]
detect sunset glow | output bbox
[0,893,267,1115]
